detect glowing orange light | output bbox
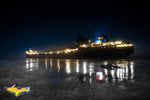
[98,37,104,39]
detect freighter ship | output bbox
[25,33,134,59]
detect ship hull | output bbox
[26,47,134,59]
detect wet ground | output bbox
[0,58,150,100]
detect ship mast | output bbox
[88,25,90,40]
[88,25,91,46]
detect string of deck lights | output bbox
[25,41,133,55]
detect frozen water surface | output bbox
[0,58,150,100]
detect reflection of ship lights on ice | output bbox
[26,59,39,71]
[96,72,104,81]
[83,62,87,74]
[66,60,71,74]
[89,63,94,76]
[57,59,60,72]
[76,60,79,73]
[50,59,52,70]
[45,59,47,69]
[26,58,135,83]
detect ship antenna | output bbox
[88,25,90,40]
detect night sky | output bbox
[0,0,150,60]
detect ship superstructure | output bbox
[25,34,134,58]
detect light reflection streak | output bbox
[120,68,123,81]
[76,60,79,73]
[30,59,33,69]
[104,69,108,76]
[57,59,60,72]
[111,70,115,79]
[50,59,52,70]
[83,62,87,74]
[26,58,39,71]
[125,65,128,79]
[130,62,134,80]
[45,59,47,69]
[26,59,29,69]
[89,63,94,76]
[66,59,71,74]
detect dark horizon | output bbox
[0,0,150,60]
